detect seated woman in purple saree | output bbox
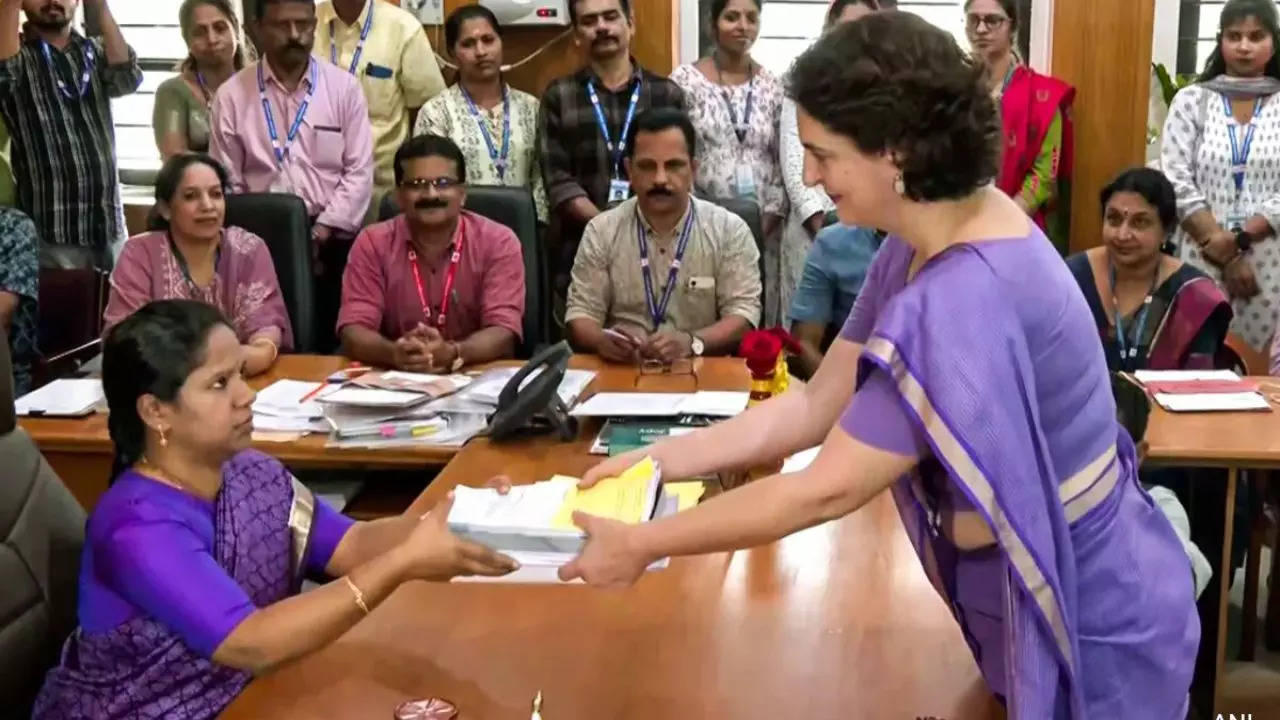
[1066,167,1232,373]
[558,15,1199,719]
[34,300,517,720]
[102,153,293,377]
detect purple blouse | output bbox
[79,470,353,658]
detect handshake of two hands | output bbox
[598,325,694,364]
[393,323,461,373]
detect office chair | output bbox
[224,194,317,353]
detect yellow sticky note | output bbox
[550,456,658,530]
[665,481,706,511]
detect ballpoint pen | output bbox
[531,690,542,720]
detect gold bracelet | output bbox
[344,576,370,615]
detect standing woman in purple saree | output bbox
[33,300,517,720]
[557,13,1200,719]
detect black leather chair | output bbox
[707,196,767,314]
[381,186,548,357]
[224,194,317,353]
[0,335,85,715]
[36,250,108,388]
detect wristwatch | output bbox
[448,342,465,372]
[689,332,705,357]
[1235,228,1256,253]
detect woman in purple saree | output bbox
[560,14,1199,719]
[1066,167,1232,373]
[34,300,516,720]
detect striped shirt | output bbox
[0,29,142,265]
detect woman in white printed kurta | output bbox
[1160,2,1280,350]
[1162,84,1280,349]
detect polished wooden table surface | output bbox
[223,357,1001,720]
[1143,383,1280,715]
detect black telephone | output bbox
[486,341,579,442]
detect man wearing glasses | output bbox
[337,134,525,372]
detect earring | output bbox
[159,427,168,448]
[893,173,907,197]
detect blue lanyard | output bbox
[258,60,317,167]
[637,205,696,330]
[460,84,512,181]
[40,39,94,100]
[713,55,755,144]
[586,78,642,179]
[1222,94,1265,194]
[329,0,375,75]
[1110,262,1161,371]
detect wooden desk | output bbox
[1143,384,1280,715]
[223,357,1001,720]
[21,355,460,510]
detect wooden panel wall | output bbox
[431,0,680,95]
[1050,0,1156,253]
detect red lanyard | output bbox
[407,221,465,329]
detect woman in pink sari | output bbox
[966,0,1074,254]
[103,153,292,376]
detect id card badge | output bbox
[269,165,293,194]
[1226,211,1247,231]
[734,165,756,198]
[607,178,630,206]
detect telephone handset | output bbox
[486,341,579,442]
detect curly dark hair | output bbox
[787,11,1000,203]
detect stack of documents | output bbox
[570,391,749,418]
[447,457,706,582]
[251,379,336,433]
[351,370,473,397]
[1132,370,1271,413]
[15,379,104,417]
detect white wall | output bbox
[1152,0,1180,72]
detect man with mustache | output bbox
[337,134,524,372]
[315,0,445,223]
[0,0,142,269]
[565,109,760,363]
[539,0,685,332]
[209,0,373,351]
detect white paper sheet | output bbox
[463,367,597,407]
[570,391,750,418]
[253,379,337,418]
[782,446,821,474]
[1133,369,1241,383]
[316,387,428,409]
[1154,392,1270,412]
[15,379,104,416]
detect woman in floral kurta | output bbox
[670,0,786,325]
[414,6,548,223]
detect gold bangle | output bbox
[344,576,370,615]
[251,337,279,363]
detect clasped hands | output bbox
[1200,228,1261,300]
[598,325,692,364]
[393,323,459,373]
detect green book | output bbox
[605,421,704,456]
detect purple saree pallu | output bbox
[857,234,1200,718]
[33,451,307,720]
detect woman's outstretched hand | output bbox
[577,448,651,489]
[402,494,519,581]
[557,511,652,587]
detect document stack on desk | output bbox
[251,380,337,434]
[316,372,483,449]
[15,379,104,417]
[1132,370,1271,413]
[447,457,706,582]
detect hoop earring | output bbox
[893,173,906,197]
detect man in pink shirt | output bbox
[209,0,373,349]
[338,134,525,372]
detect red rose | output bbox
[738,330,783,378]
